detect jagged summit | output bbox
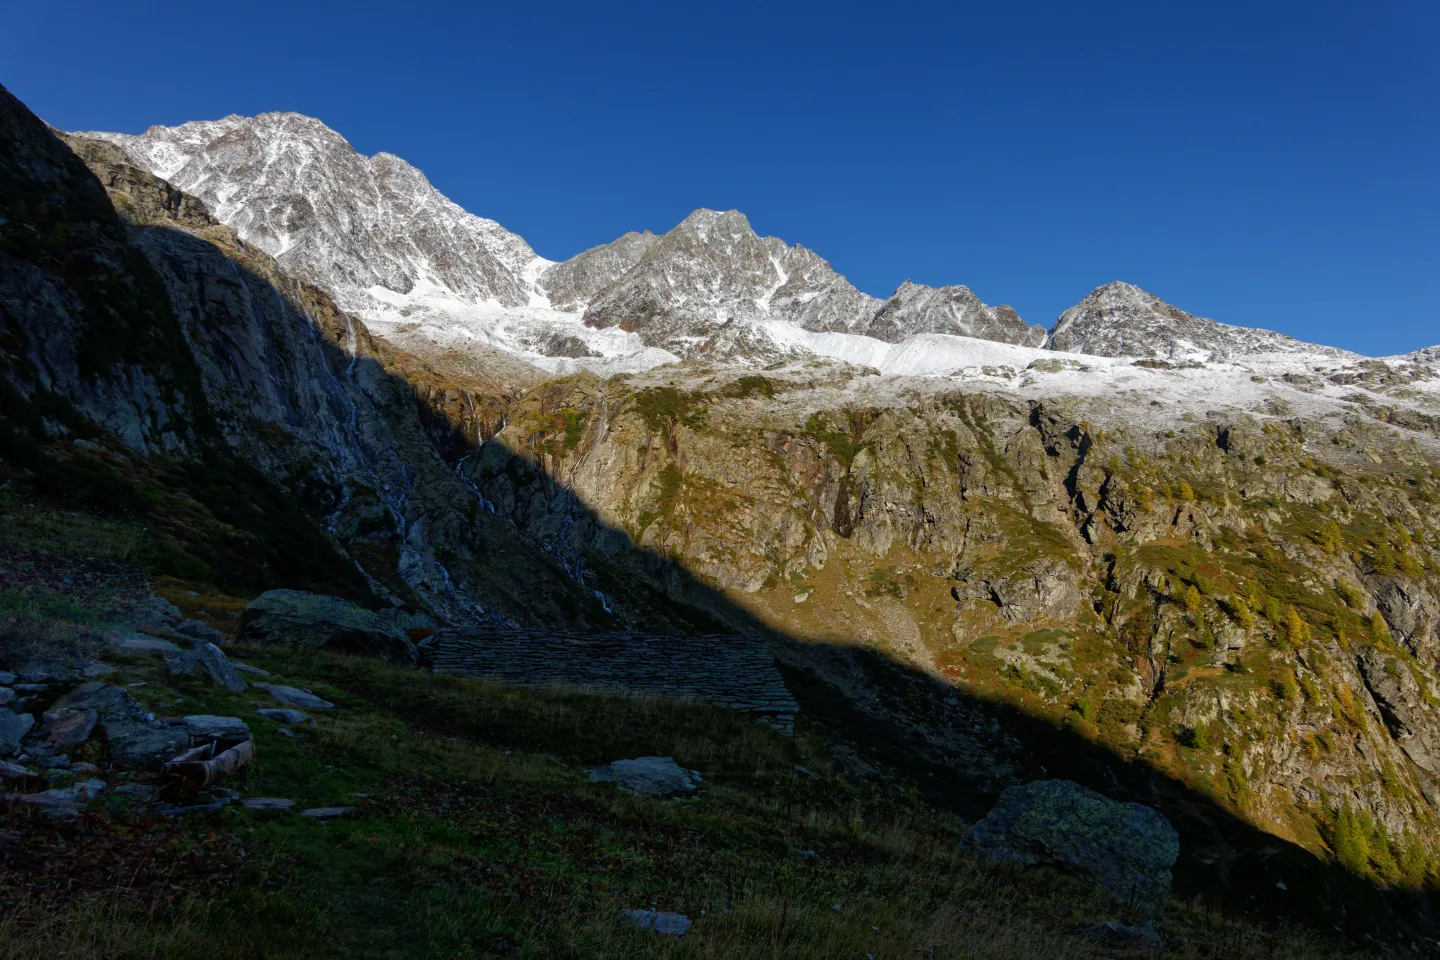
[82,112,1365,373]
[575,206,1043,358]
[81,110,1045,370]
[1046,281,1353,361]
[83,112,545,314]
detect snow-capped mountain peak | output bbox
[82,112,544,312]
[1046,281,1355,361]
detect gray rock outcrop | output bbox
[167,642,247,692]
[255,684,335,710]
[589,757,702,797]
[0,711,35,756]
[960,779,1179,905]
[238,590,414,660]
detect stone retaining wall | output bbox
[423,629,797,734]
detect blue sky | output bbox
[3,0,1436,354]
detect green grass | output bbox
[0,646,1375,959]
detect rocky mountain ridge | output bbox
[80,111,1412,377]
[1047,281,1358,361]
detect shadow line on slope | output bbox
[13,101,1435,946]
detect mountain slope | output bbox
[1047,281,1356,360]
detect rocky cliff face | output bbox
[459,360,1440,883]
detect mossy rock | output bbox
[237,589,414,662]
[960,779,1180,906]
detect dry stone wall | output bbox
[424,629,797,734]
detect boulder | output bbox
[166,643,247,693]
[101,720,190,769]
[176,620,225,645]
[233,662,271,676]
[38,709,97,748]
[238,589,415,661]
[106,631,182,656]
[0,688,14,707]
[623,909,692,936]
[255,684,335,710]
[0,710,36,756]
[0,672,14,685]
[959,779,1179,905]
[182,715,252,741]
[589,757,702,797]
[48,682,147,722]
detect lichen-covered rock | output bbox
[238,590,415,661]
[960,779,1179,905]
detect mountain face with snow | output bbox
[576,209,1045,358]
[86,114,1043,370]
[1047,281,1355,361]
[89,111,1407,377]
[83,113,547,317]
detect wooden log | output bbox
[162,737,255,794]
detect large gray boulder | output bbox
[238,590,415,661]
[959,779,1179,905]
[167,642,247,692]
[589,757,702,797]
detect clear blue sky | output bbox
[3,0,1436,354]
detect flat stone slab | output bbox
[105,632,182,656]
[589,757,701,797]
[233,662,271,677]
[255,684,334,710]
[623,909,692,936]
[300,806,354,819]
[182,715,252,740]
[242,797,295,812]
[12,779,106,808]
[0,760,37,782]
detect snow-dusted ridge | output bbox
[80,112,1431,401]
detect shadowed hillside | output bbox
[2,81,1439,956]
